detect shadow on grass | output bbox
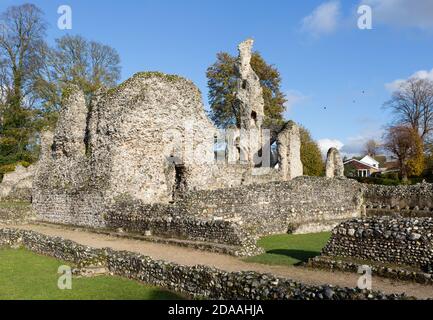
[146,289,185,300]
[266,249,320,264]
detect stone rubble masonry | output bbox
[27,72,433,258]
[104,176,364,257]
[0,202,33,225]
[52,84,88,158]
[32,69,300,209]
[364,182,433,217]
[308,256,433,285]
[235,39,265,166]
[0,165,35,202]
[0,227,410,300]
[104,199,262,257]
[33,176,364,256]
[175,176,363,233]
[325,148,344,178]
[31,67,305,252]
[39,131,54,161]
[277,121,303,180]
[236,39,265,131]
[31,39,392,255]
[321,217,433,273]
[33,72,220,228]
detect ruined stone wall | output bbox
[277,121,303,181]
[89,72,217,203]
[36,172,363,253]
[34,70,302,230]
[325,148,344,178]
[235,39,264,165]
[0,165,35,202]
[0,228,408,300]
[187,164,281,191]
[33,73,220,227]
[33,88,108,227]
[364,183,433,217]
[321,217,433,272]
[98,177,363,255]
[33,35,311,239]
[308,255,433,285]
[32,191,107,227]
[175,176,363,235]
[0,202,33,224]
[104,199,260,256]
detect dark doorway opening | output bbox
[174,164,187,195]
[251,111,258,127]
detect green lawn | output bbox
[0,248,183,300]
[245,232,331,266]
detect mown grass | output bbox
[245,232,331,266]
[0,248,183,300]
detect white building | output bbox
[359,155,380,169]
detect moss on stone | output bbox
[106,71,193,97]
[61,86,76,101]
[133,71,184,82]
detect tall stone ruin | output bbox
[32,40,306,231]
[52,85,87,158]
[277,121,303,180]
[33,73,218,227]
[23,40,373,256]
[234,39,265,166]
[325,147,344,178]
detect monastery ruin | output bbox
[1,40,432,261]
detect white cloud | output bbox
[361,0,433,30]
[319,128,384,159]
[285,90,308,112]
[301,1,341,37]
[340,137,367,158]
[339,128,384,158]
[317,138,344,156]
[385,68,433,91]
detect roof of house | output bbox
[360,155,380,165]
[343,158,379,170]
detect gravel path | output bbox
[6,223,433,299]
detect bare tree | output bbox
[385,78,433,141]
[89,40,121,89]
[34,34,121,124]
[383,125,424,181]
[0,59,8,104]
[363,139,381,156]
[0,4,47,164]
[0,3,46,109]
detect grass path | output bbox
[0,248,181,300]
[3,223,433,299]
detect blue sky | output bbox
[2,0,433,156]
